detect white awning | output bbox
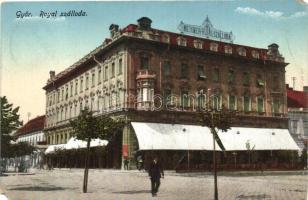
[45,138,108,154]
[131,122,221,150]
[217,127,300,151]
[66,137,108,150]
[45,144,66,154]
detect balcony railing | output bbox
[136,70,156,80]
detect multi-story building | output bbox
[287,85,308,150]
[14,115,46,168]
[43,17,299,169]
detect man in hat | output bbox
[148,157,164,197]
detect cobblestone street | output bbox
[0,169,307,200]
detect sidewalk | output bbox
[28,167,308,178]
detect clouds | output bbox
[235,7,307,20]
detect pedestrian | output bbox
[137,155,144,171]
[124,157,129,170]
[148,156,164,197]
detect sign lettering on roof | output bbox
[178,16,235,43]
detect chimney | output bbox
[109,24,119,38]
[137,17,152,30]
[49,71,55,79]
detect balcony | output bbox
[136,70,156,80]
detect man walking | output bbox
[148,157,164,197]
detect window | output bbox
[162,34,170,43]
[243,72,249,86]
[228,69,235,83]
[256,74,264,87]
[163,89,171,106]
[212,95,221,110]
[224,45,232,54]
[118,59,123,75]
[229,95,236,111]
[104,66,108,81]
[61,89,64,101]
[75,81,78,95]
[193,40,203,49]
[91,72,95,87]
[85,75,89,89]
[213,68,220,82]
[98,68,102,84]
[210,43,218,52]
[80,78,83,92]
[243,96,251,112]
[163,61,171,76]
[237,47,246,56]
[80,102,83,111]
[70,83,73,97]
[140,56,149,70]
[272,99,280,114]
[111,62,115,77]
[252,50,260,59]
[181,63,188,79]
[181,90,189,107]
[177,36,187,46]
[197,65,206,80]
[57,90,60,103]
[197,90,206,109]
[257,96,264,113]
[65,86,68,100]
[272,76,280,91]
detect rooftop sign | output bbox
[178,16,235,43]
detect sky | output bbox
[1,0,308,123]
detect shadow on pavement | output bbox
[112,190,150,195]
[8,186,77,191]
[236,194,271,200]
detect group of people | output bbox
[123,155,164,197]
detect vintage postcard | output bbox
[1,1,307,200]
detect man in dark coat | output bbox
[148,157,164,196]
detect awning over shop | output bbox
[66,137,108,150]
[45,144,66,154]
[45,138,108,154]
[131,122,221,150]
[217,127,300,151]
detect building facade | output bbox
[43,17,297,169]
[14,115,46,168]
[287,85,308,150]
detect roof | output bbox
[15,115,45,137]
[287,86,308,108]
[44,19,286,90]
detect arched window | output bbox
[228,95,237,111]
[243,95,251,112]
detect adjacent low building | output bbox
[287,85,308,150]
[43,17,299,170]
[14,115,46,168]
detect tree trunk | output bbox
[83,139,91,193]
[213,129,218,200]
